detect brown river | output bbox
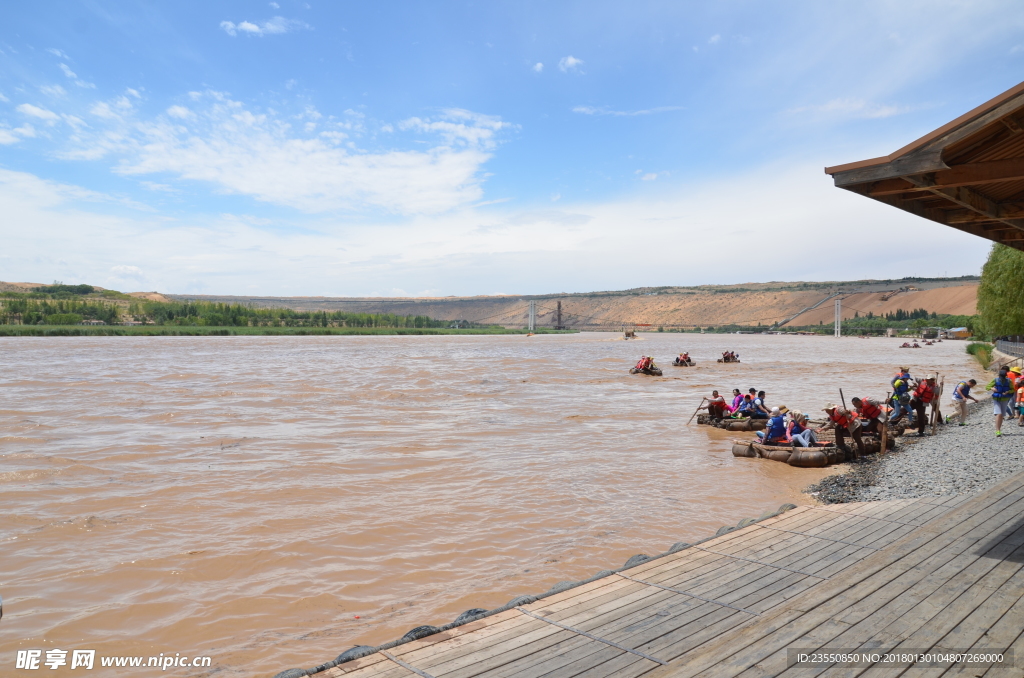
[0,333,975,675]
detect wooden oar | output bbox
[687,397,708,424]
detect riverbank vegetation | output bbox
[0,287,561,333]
[966,341,993,369]
[977,244,1024,336]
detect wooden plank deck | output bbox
[304,477,1024,678]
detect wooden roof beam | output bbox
[945,203,1024,223]
[866,157,1024,196]
[902,175,1024,232]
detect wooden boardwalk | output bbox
[299,476,1024,678]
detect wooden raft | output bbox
[309,494,979,678]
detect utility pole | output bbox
[528,300,535,331]
[834,298,842,338]
[555,300,563,330]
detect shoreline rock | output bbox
[806,398,1024,504]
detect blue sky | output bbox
[2,1,1023,296]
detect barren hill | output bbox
[164,277,979,329]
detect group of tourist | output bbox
[702,388,769,419]
[892,364,1024,437]
[697,362,1024,458]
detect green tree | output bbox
[977,244,1024,336]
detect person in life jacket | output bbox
[635,356,653,371]
[950,379,978,426]
[910,374,938,437]
[756,406,789,444]
[735,394,755,417]
[728,388,743,414]
[1016,379,1024,427]
[850,397,884,435]
[787,410,817,447]
[819,402,865,458]
[889,367,914,424]
[988,366,1015,437]
[699,390,729,419]
[750,390,770,419]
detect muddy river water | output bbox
[0,333,975,675]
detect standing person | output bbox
[890,367,914,424]
[1016,379,1024,427]
[851,397,884,434]
[700,390,729,419]
[989,367,1015,437]
[910,374,938,437]
[820,402,865,458]
[788,411,817,447]
[950,379,978,426]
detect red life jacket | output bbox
[829,409,855,429]
[636,356,651,370]
[858,398,882,420]
[914,381,935,403]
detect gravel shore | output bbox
[807,397,1024,504]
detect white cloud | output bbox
[167,105,193,119]
[126,88,141,99]
[59,93,511,215]
[558,55,583,73]
[0,92,8,102]
[40,84,67,97]
[0,162,991,297]
[47,48,69,59]
[58,62,96,89]
[61,114,86,130]
[788,98,915,120]
[220,16,310,37]
[708,34,721,44]
[17,103,60,122]
[269,1,279,7]
[640,173,657,181]
[399,108,510,148]
[572,105,684,116]
[533,62,543,73]
[139,181,177,193]
[0,128,20,145]
[110,264,144,278]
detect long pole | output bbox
[687,397,708,424]
[528,300,535,331]
[834,298,842,338]
[881,391,890,454]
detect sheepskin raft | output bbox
[696,414,768,431]
[731,435,892,467]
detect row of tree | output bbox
[0,296,451,328]
[978,244,1024,337]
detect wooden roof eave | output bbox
[825,85,1024,252]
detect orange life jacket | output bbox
[913,381,935,403]
[829,409,856,429]
[858,398,882,420]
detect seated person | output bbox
[700,390,729,418]
[734,394,755,417]
[788,411,817,447]
[749,390,770,419]
[757,407,788,444]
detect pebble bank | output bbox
[808,398,1024,504]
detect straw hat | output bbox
[927,373,937,380]
[778,405,789,414]
[1010,366,1022,374]
[822,402,837,412]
